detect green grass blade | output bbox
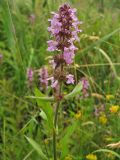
[81,27,120,53]
[65,82,83,99]
[93,149,120,159]
[25,136,48,160]
[95,47,120,80]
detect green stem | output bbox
[53,101,61,160]
[53,58,63,160]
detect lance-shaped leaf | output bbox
[25,136,48,160]
[64,82,83,100]
[34,88,54,128]
[60,121,78,159]
[26,95,54,102]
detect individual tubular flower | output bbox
[63,47,75,64]
[49,77,59,89]
[47,40,58,51]
[27,68,34,87]
[66,74,74,84]
[48,13,62,35]
[48,76,61,98]
[39,67,48,90]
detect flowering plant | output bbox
[46,5,83,159]
[26,3,86,160]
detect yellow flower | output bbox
[106,94,114,101]
[99,114,108,124]
[64,155,73,160]
[44,139,49,145]
[86,154,97,160]
[109,105,119,113]
[74,111,82,119]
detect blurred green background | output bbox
[0,0,120,160]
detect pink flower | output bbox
[81,78,89,90]
[47,3,82,54]
[66,74,75,84]
[68,8,77,14]
[27,68,34,88]
[51,80,58,88]
[48,77,59,89]
[39,67,48,88]
[72,31,80,41]
[47,40,58,51]
[69,44,78,51]
[81,77,89,97]
[27,68,33,82]
[48,13,62,35]
[63,47,75,64]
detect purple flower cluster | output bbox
[46,4,82,92]
[26,4,83,98]
[27,68,34,87]
[25,4,82,96]
[39,67,48,90]
[81,77,89,97]
[47,4,82,65]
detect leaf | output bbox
[26,95,54,102]
[39,110,47,121]
[64,82,83,99]
[93,149,120,159]
[34,88,54,128]
[60,121,78,159]
[25,136,48,160]
[81,121,95,126]
[23,149,34,160]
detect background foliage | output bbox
[0,0,120,159]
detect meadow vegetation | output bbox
[0,0,120,160]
